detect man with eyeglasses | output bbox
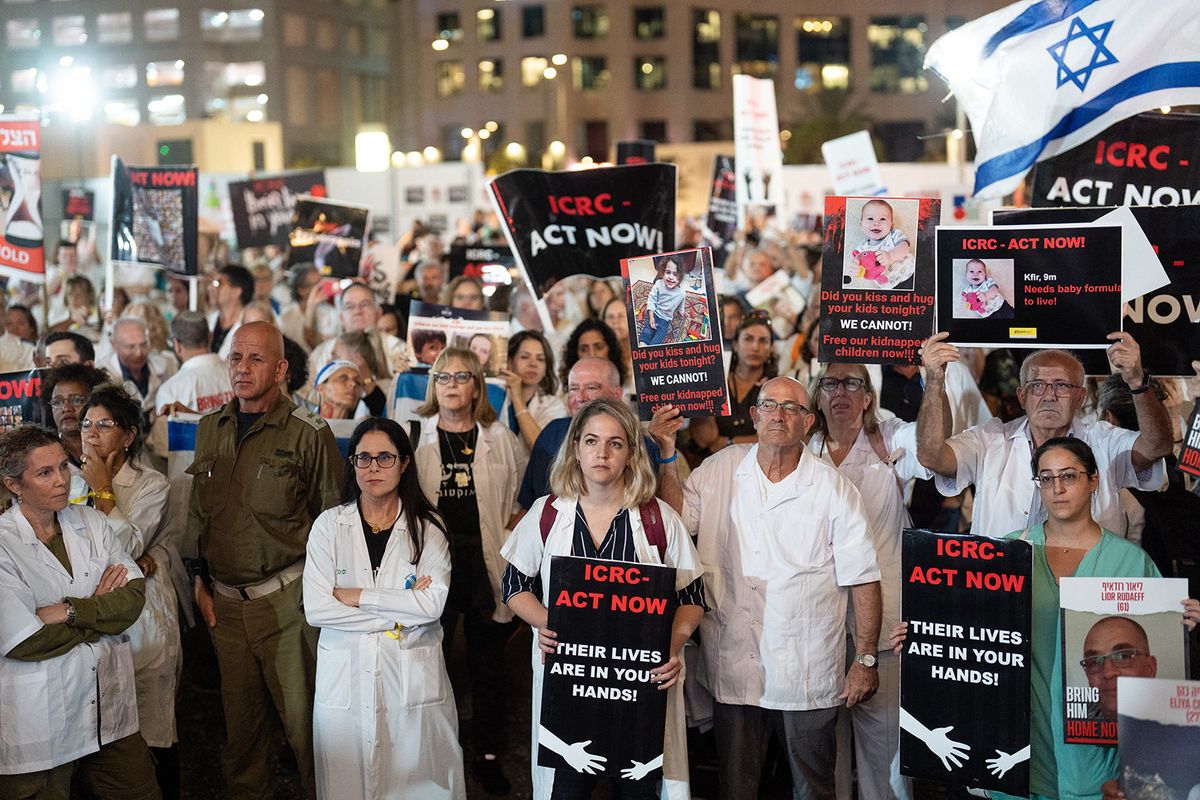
[101,317,178,424]
[305,281,407,400]
[1080,616,1158,722]
[675,376,882,800]
[186,321,342,799]
[917,331,1172,537]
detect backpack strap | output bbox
[539,494,559,544]
[638,501,668,562]
[407,419,421,444]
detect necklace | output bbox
[441,426,476,456]
[363,504,400,534]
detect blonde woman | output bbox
[413,347,527,794]
[502,398,706,800]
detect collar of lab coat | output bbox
[733,443,816,511]
[11,504,97,578]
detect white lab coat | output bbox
[99,350,179,417]
[501,495,703,800]
[105,460,182,749]
[304,502,465,800]
[0,504,143,774]
[415,416,528,623]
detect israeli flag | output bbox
[925,0,1200,199]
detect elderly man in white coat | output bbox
[306,282,407,399]
[101,317,177,422]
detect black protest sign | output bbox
[1181,400,1200,478]
[621,247,729,420]
[935,225,1121,349]
[488,164,676,299]
[616,140,656,165]
[818,196,940,365]
[0,369,45,432]
[62,188,94,221]
[228,170,326,250]
[1030,113,1200,208]
[540,556,675,778]
[285,196,369,279]
[705,156,737,271]
[993,205,1200,376]
[448,243,516,294]
[900,529,1032,795]
[110,157,199,276]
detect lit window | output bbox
[436,61,464,98]
[795,17,850,91]
[144,9,180,42]
[692,10,720,89]
[52,15,86,46]
[634,57,665,90]
[146,60,185,88]
[868,16,928,94]
[105,99,141,126]
[477,8,501,42]
[479,59,504,92]
[574,56,609,90]
[9,68,38,93]
[103,65,138,90]
[201,9,264,43]
[97,12,132,44]
[634,7,664,40]
[436,12,462,42]
[521,56,549,87]
[148,94,186,126]
[5,19,39,49]
[573,5,608,39]
[735,14,778,79]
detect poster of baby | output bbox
[819,195,940,365]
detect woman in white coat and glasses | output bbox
[304,417,464,800]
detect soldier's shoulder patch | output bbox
[291,406,330,431]
[200,405,224,418]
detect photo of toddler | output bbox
[952,258,1015,319]
[639,257,687,347]
[843,198,918,290]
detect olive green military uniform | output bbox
[187,395,342,800]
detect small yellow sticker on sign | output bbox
[1009,327,1037,339]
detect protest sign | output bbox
[62,188,94,221]
[616,139,655,165]
[1059,576,1189,745]
[286,195,369,279]
[0,369,45,432]
[935,225,1122,349]
[621,247,728,420]
[228,170,326,250]
[1181,400,1200,478]
[1117,677,1200,799]
[0,116,44,282]
[405,300,509,376]
[360,237,403,307]
[704,156,738,271]
[821,130,886,197]
[488,164,676,299]
[733,75,784,223]
[539,555,675,778]
[1030,112,1200,208]
[993,205,1198,376]
[111,157,199,276]
[900,529,1032,795]
[819,196,940,365]
[448,243,517,295]
[744,269,807,335]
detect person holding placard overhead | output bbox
[502,398,705,800]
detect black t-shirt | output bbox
[362,386,387,417]
[212,320,232,354]
[437,426,479,550]
[236,410,264,442]
[358,501,394,573]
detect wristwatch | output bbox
[64,601,76,627]
[855,653,878,668]
[1128,370,1152,394]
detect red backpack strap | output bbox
[539,495,559,544]
[638,501,667,562]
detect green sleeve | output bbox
[6,625,102,661]
[309,425,344,521]
[67,578,146,635]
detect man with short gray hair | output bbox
[156,311,233,416]
[101,316,177,420]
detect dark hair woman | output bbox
[500,330,568,450]
[689,313,778,454]
[559,318,627,390]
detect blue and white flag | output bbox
[925,0,1200,199]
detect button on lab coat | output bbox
[0,504,142,774]
[304,502,465,800]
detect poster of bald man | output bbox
[1060,577,1190,745]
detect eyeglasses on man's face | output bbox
[1079,648,1145,674]
[755,399,810,416]
[1024,380,1081,397]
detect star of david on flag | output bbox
[925,0,1200,199]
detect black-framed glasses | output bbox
[432,371,473,386]
[1024,380,1082,397]
[756,399,810,416]
[1032,469,1086,489]
[818,377,867,394]
[80,419,120,431]
[50,394,87,410]
[350,453,399,470]
[1079,648,1145,674]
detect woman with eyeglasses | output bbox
[689,313,777,454]
[808,363,929,800]
[78,382,184,798]
[413,347,528,794]
[892,437,1199,800]
[304,418,464,799]
[502,398,705,800]
[40,363,111,503]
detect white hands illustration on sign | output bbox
[538,725,608,774]
[986,745,1030,779]
[620,754,663,781]
[899,708,971,771]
